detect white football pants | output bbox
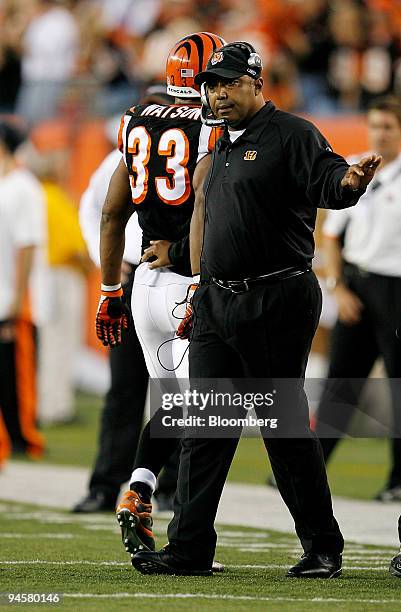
[131,262,190,380]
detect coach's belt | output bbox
[212,266,310,294]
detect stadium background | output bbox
[1,1,401,607]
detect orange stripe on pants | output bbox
[15,320,45,458]
[0,412,11,467]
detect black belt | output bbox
[212,266,310,294]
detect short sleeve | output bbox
[196,124,222,163]
[13,177,45,248]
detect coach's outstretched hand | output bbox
[96,288,130,347]
[341,154,382,191]
[176,281,199,340]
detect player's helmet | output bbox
[166,32,226,98]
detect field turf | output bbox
[35,393,391,501]
[0,502,400,611]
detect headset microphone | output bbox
[200,82,226,126]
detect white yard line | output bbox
[0,560,390,571]
[61,592,401,604]
[0,461,400,546]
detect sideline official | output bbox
[315,96,401,501]
[133,41,381,578]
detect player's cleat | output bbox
[116,490,155,554]
[389,552,401,578]
[286,552,342,578]
[131,545,213,576]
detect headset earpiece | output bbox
[200,82,210,109]
[227,41,263,74]
[248,52,262,69]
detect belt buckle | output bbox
[229,279,249,294]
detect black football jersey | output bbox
[118,103,216,253]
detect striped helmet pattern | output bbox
[166,32,226,98]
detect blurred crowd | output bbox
[1,0,401,125]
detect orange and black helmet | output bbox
[166,32,226,98]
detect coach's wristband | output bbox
[101,283,122,292]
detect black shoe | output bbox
[154,491,174,512]
[72,491,116,513]
[389,552,401,578]
[266,473,277,489]
[287,552,342,578]
[375,485,401,502]
[131,546,213,576]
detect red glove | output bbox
[96,287,130,347]
[176,282,199,340]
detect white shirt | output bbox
[228,128,246,143]
[0,168,46,320]
[323,152,401,277]
[79,149,142,267]
[22,7,78,81]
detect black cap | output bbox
[194,44,261,85]
[0,121,26,154]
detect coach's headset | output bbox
[200,41,263,126]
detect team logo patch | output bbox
[244,150,257,161]
[181,68,194,77]
[211,51,224,65]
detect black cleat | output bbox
[131,546,213,576]
[375,486,401,502]
[389,552,401,578]
[287,552,342,578]
[72,491,116,513]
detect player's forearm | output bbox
[100,212,127,286]
[100,158,132,286]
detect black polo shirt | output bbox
[202,101,364,280]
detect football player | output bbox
[96,32,225,567]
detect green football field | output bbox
[0,501,400,612]
[37,393,391,500]
[3,393,400,610]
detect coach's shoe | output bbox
[287,553,342,578]
[389,551,401,577]
[131,545,213,576]
[116,490,155,554]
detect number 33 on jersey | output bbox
[118,103,218,242]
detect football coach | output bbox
[132,41,381,578]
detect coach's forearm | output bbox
[190,154,211,275]
[190,200,204,275]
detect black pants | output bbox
[88,272,177,502]
[0,320,43,457]
[167,270,343,567]
[315,264,401,488]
